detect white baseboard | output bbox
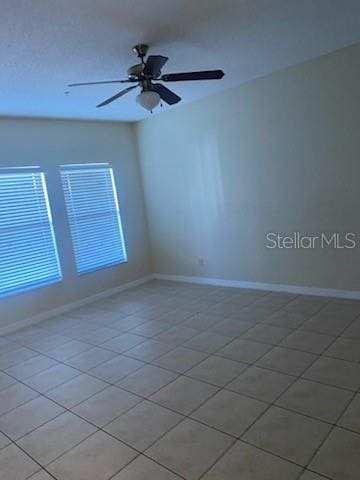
[0,274,155,336]
[154,273,360,300]
[4,272,360,336]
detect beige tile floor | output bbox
[1,280,360,480]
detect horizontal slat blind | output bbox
[61,164,127,274]
[0,171,62,296]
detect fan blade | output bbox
[68,80,132,87]
[96,85,137,108]
[161,70,225,82]
[151,84,181,105]
[144,55,168,77]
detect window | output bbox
[0,169,62,297]
[60,164,127,274]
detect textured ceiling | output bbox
[1,0,360,121]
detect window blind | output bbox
[0,170,62,297]
[60,164,127,274]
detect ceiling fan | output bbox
[68,44,225,112]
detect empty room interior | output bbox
[1,2,360,479]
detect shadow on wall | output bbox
[188,132,225,259]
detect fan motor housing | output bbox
[127,63,146,80]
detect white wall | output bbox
[0,118,151,329]
[136,43,360,292]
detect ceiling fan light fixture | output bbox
[136,90,161,111]
[68,44,225,110]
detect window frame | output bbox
[0,167,62,298]
[60,163,127,275]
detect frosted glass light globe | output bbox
[136,90,161,111]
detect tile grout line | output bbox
[291,312,360,479]
[0,292,295,479]
[195,301,360,479]
[2,285,360,479]
[195,323,325,479]
[1,308,359,425]
[3,331,360,477]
